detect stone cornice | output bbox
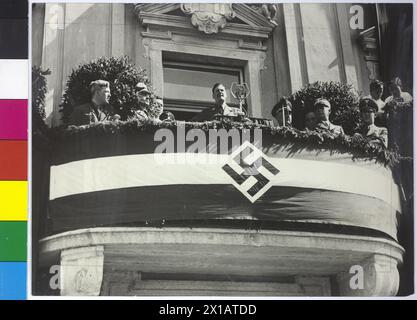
[40,227,404,264]
[232,3,275,28]
[134,3,180,15]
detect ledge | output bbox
[39,226,404,277]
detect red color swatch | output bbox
[0,140,27,180]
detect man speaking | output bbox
[192,83,245,122]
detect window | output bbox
[163,61,244,120]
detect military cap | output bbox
[359,98,378,113]
[313,98,331,109]
[136,82,151,95]
[160,111,175,121]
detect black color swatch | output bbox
[0,0,28,59]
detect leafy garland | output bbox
[45,118,400,167]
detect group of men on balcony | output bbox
[269,77,413,148]
[68,77,412,149]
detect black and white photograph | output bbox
[31,1,414,297]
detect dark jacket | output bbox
[68,102,114,126]
[192,104,244,122]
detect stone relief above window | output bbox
[134,3,275,40]
[180,3,236,34]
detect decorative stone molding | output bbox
[336,254,400,296]
[238,39,267,51]
[60,246,104,296]
[181,3,235,34]
[134,3,274,40]
[141,30,172,41]
[233,4,275,28]
[358,26,380,80]
[135,3,179,15]
[247,3,279,26]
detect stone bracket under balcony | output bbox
[39,227,404,296]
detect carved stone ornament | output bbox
[60,246,104,296]
[248,3,278,26]
[180,3,235,34]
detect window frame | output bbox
[162,60,245,116]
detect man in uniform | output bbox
[192,83,245,122]
[313,98,344,135]
[356,98,388,147]
[132,82,152,121]
[68,80,117,126]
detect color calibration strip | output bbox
[0,0,28,300]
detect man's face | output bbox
[305,112,317,130]
[154,99,164,117]
[361,111,374,125]
[95,87,111,105]
[212,85,227,104]
[137,91,150,108]
[370,86,383,100]
[315,105,330,121]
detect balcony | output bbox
[33,119,404,296]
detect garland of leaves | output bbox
[46,118,400,167]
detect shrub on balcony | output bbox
[60,56,154,124]
[32,66,51,130]
[289,81,361,135]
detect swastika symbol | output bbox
[222,141,279,202]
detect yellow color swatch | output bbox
[0,181,27,221]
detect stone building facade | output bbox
[32,3,385,126]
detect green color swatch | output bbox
[0,221,26,261]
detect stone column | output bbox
[60,246,104,296]
[336,254,400,296]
